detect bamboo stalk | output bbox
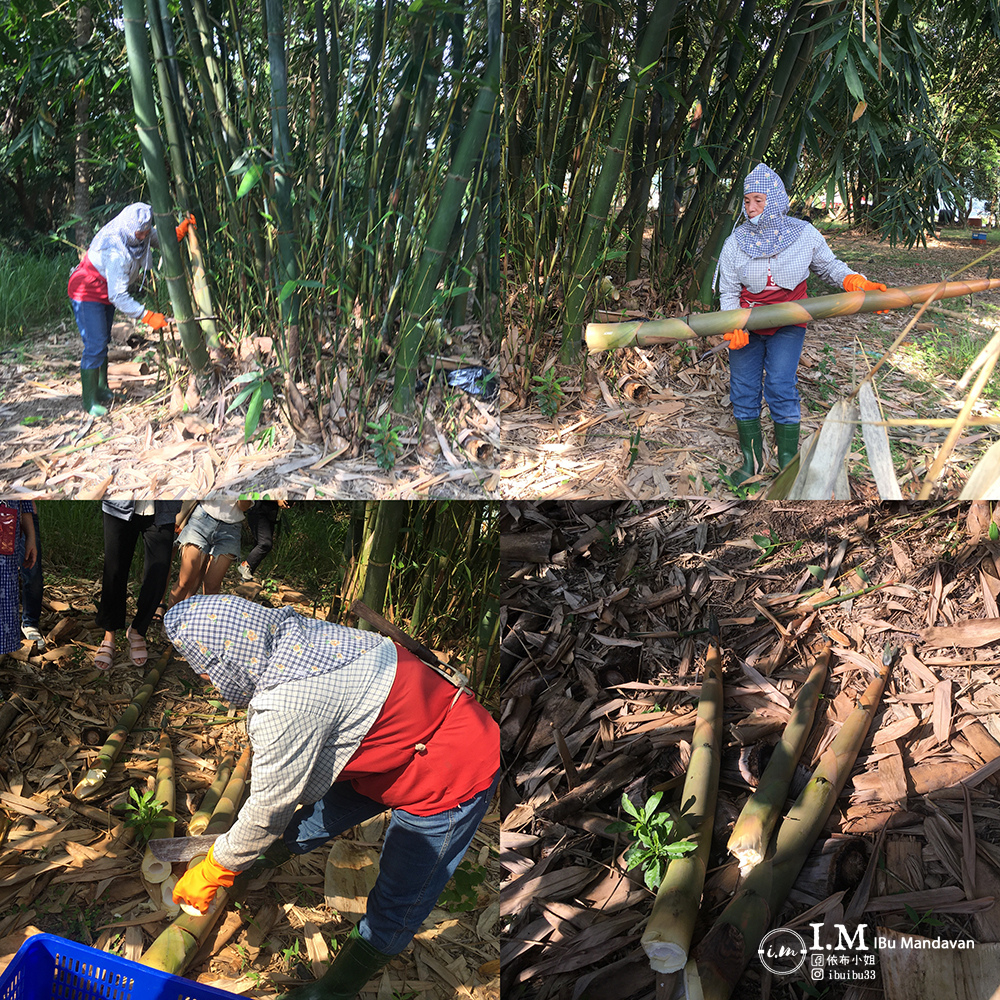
[686,657,891,1000]
[727,641,832,874]
[186,751,235,835]
[202,745,251,838]
[640,637,724,973]
[72,650,171,799]
[585,278,1000,352]
[141,729,177,883]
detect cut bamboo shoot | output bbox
[641,638,723,973]
[140,729,176,884]
[186,751,234,836]
[72,650,171,799]
[727,641,831,874]
[688,658,890,1000]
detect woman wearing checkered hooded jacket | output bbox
[165,594,500,1000]
[67,204,195,416]
[716,164,887,486]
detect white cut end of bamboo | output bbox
[161,875,180,916]
[683,957,705,1000]
[141,845,172,884]
[73,768,108,799]
[187,815,209,836]
[180,902,205,917]
[730,845,764,877]
[644,941,688,973]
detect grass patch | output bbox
[0,247,78,349]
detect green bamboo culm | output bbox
[726,641,832,874]
[640,637,723,973]
[561,0,680,361]
[585,278,1000,352]
[122,0,208,371]
[686,658,891,1000]
[393,47,501,414]
[186,751,235,836]
[72,649,172,799]
[141,729,177,884]
[203,745,251,837]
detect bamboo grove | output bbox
[5,0,502,426]
[502,0,1000,361]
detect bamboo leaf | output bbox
[843,53,864,100]
[236,163,265,198]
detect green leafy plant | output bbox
[606,791,698,891]
[122,787,175,845]
[227,366,279,442]
[532,366,571,418]
[439,858,488,912]
[281,937,306,972]
[904,903,944,931]
[366,413,403,470]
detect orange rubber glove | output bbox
[173,846,238,915]
[843,273,887,293]
[175,213,197,241]
[723,328,750,351]
[142,310,168,330]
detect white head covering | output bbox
[733,164,808,258]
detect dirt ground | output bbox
[0,320,500,499]
[500,499,1000,1000]
[0,578,500,999]
[495,232,1000,500]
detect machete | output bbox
[147,833,221,863]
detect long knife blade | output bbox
[147,834,221,863]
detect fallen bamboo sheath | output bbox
[686,656,891,1000]
[72,649,172,799]
[585,278,1000,352]
[727,641,832,874]
[186,751,235,836]
[640,637,723,973]
[140,730,176,884]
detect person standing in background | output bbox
[20,507,44,651]
[1,503,37,662]
[238,499,288,582]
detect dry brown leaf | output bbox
[922,619,1000,648]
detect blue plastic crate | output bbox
[0,933,240,999]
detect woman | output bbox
[168,500,253,606]
[238,499,287,582]
[166,595,500,1000]
[717,164,887,484]
[1,502,37,660]
[68,204,195,416]
[93,500,182,670]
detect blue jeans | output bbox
[71,300,117,370]
[19,511,42,629]
[177,506,243,559]
[728,325,806,424]
[283,770,500,955]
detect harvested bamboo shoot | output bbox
[186,751,234,836]
[203,746,251,837]
[139,889,231,972]
[72,650,171,799]
[640,637,724,973]
[727,641,832,874]
[140,730,176,884]
[687,657,890,1000]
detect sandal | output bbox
[127,627,148,667]
[95,636,115,671]
[152,602,168,623]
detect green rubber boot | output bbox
[281,926,393,1000]
[729,418,764,485]
[96,360,115,405]
[80,368,108,417]
[773,422,800,471]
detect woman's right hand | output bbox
[723,329,749,350]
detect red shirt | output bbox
[67,253,111,304]
[740,274,808,336]
[339,644,499,815]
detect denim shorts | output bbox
[177,505,242,559]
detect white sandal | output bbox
[95,637,115,671]
[127,627,148,667]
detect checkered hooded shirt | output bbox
[165,594,397,869]
[733,164,809,258]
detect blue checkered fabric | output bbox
[717,225,856,311]
[165,594,397,869]
[164,594,387,705]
